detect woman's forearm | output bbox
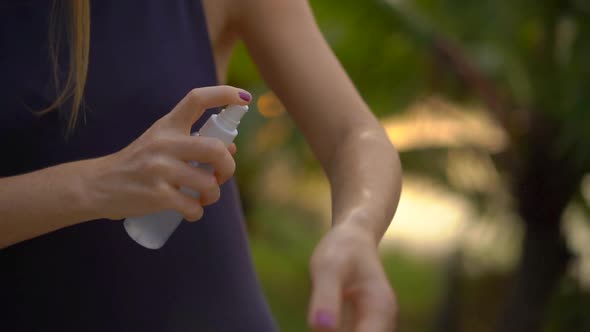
[326,124,402,242]
[0,160,97,248]
[236,0,402,241]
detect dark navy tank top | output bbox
[0,1,277,331]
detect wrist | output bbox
[331,221,378,250]
[333,209,387,244]
[68,158,105,222]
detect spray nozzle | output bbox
[218,105,249,127]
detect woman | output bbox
[0,0,402,331]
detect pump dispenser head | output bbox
[218,105,248,127]
[194,104,248,144]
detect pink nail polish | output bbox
[314,310,336,329]
[238,91,251,102]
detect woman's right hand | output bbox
[83,86,251,222]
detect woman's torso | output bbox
[0,1,276,331]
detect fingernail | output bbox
[238,91,252,102]
[314,310,336,329]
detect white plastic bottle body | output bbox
[122,174,203,250]
[123,105,247,249]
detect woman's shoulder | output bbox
[201,0,312,80]
[202,0,308,35]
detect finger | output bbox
[354,285,397,332]
[198,185,222,207]
[167,136,236,184]
[228,143,237,156]
[341,301,356,332]
[308,263,344,331]
[164,160,221,206]
[162,185,204,222]
[165,86,252,130]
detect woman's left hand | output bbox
[308,223,397,332]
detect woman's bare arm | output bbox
[235,0,401,241]
[0,161,97,248]
[234,1,402,330]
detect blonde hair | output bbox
[40,0,91,131]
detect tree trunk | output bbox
[496,222,572,332]
[496,114,581,332]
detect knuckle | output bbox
[145,156,170,175]
[155,180,170,193]
[324,258,344,274]
[185,204,204,222]
[150,135,174,153]
[155,182,175,208]
[210,140,226,157]
[217,158,235,183]
[202,186,221,206]
[197,138,214,155]
[226,157,236,176]
[204,175,219,192]
[310,253,342,275]
[186,89,203,108]
[199,138,226,160]
[149,117,167,131]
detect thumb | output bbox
[308,263,344,332]
[164,85,251,130]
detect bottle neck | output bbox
[215,113,238,132]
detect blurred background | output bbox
[226,0,590,331]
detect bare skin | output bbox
[0,1,401,331]
[202,1,402,331]
[0,86,247,247]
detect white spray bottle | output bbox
[124,104,249,249]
